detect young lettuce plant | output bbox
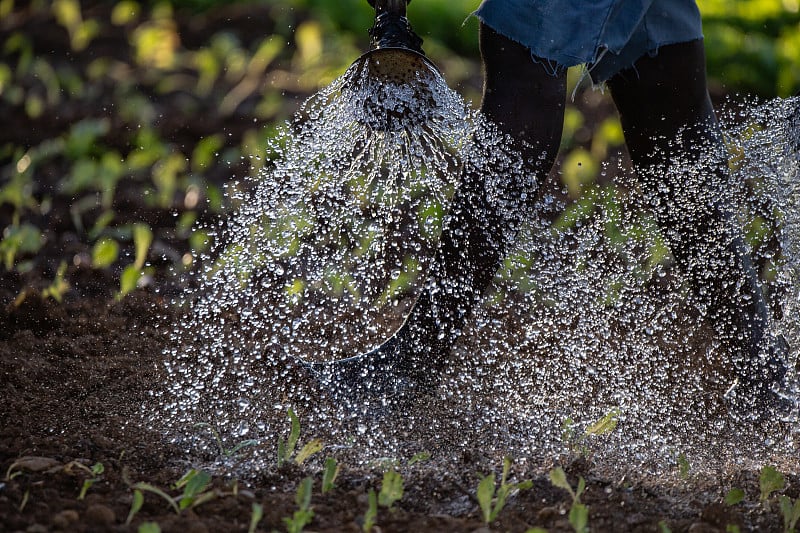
[283,477,314,533]
[550,466,589,533]
[277,407,323,467]
[476,457,533,524]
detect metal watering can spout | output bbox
[344,0,441,132]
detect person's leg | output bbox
[311,24,567,399]
[606,39,786,412]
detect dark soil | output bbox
[1,2,797,532]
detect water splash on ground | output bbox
[150,59,799,476]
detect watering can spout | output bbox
[342,0,440,132]
[369,0,424,54]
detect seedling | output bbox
[725,488,745,506]
[128,469,213,515]
[283,476,314,533]
[194,422,258,458]
[77,462,104,500]
[248,502,263,533]
[407,451,431,466]
[677,453,691,480]
[550,466,589,533]
[131,481,180,514]
[760,465,785,501]
[378,469,404,509]
[321,457,340,493]
[138,522,161,533]
[362,489,378,533]
[277,408,323,467]
[477,457,533,524]
[43,261,70,302]
[562,408,621,454]
[779,495,800,533]
[173,469,214,510]
[117,222,152,299]
[126,489,144,525]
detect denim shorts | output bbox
[473,0,703,82]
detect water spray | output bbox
[344,0,441,132]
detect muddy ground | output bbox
[1,2,799,532]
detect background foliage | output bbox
[1,0,797,301]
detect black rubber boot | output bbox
[607,40,789,419]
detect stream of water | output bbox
[151,58,800,474]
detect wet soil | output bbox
[1,2,798,532]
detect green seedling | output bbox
[283,476,314,533]
[118,222,152,299]
[562,408,621,454]
[0,222,43,271]
[378,469,404,509]
[126,489,144,525]
[277,408,323,467]
[677,453,691,480]
[43,261,70,302]
[194,422,258,458]
[174,469,214,510]
[550,466,589,533]
[248,502,263,533]
[760,465,786,501]
[407,451,431,467]
[277,407,301,467]
[77,462,104,500]
[725,488,745,506]
[92,237,119,268]
[477,457,533,524]
[131,482,180,514]
[779,495,800,533]
[658,520,672,533]
[362,489,378,533]
[726,525,742,533]
[138,522,161,533]
[321,457,340,494]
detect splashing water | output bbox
[151,55,800,475]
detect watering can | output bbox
[296,0,444,401]
[344,0,441,131]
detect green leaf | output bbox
[132,223,152,269]
[126,489,144,525]
[407,451,431,467]
[759,465,785,501]
[549,467,574,499]
[585,408,620,436]
[322,457,339,493]
[132,482,180,514]
[476,473,495,524]
[779,495,800,532]
[569,501,589,533]
[725,488,745,506]
[177,469,211,509]
[248,502,263,533]
[92,237,119,268]
[677,453,690,480]
[138,523,161,533]
[119,265,142,298]
[362,489,377,533]
[378,469,403,509]
[296,477,313,510]
[295,438,323,465]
